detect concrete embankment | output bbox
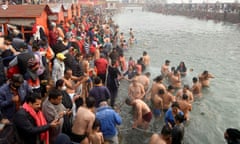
[146,4,240,24]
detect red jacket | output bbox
[94,58,108,74]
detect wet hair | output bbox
[153,75,163,82]
[171,67,175,72]
[125,98,132,105]
[145,72,151,77]
[25,93,42,103]
[143,51,147,55]
[182,94,188,100]
[86,96,96,108]
[179,61,186,68]
[193,77,198,83]
[158,89,165,95]
[161,124,172,136]
[171,102,180,109]
[168,85,174,91]
[175,113,185,123]
[93,76,101,85]
[92,119,101,130]
[226,128,240,142]
[165,60,170,64]
[183,84,190,90]
[48,89,62,100]
[203,70,208,75]
[56,79,64,88]
[174,70,178,75]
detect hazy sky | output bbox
[164,0,236,3]
[168,0,236,3]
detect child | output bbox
[89,119,104,144]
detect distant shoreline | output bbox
[145,3,240,24]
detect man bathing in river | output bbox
[198,70,214,87]
[128,78,145,100]
[142,51,150,67]
[147,75,166,101]
[176,85,194,103]
[161,60,170,78]
[135,72,151,92]
[125,98,152,129]
[191,77,202,97]
[149,125,172,144]
[178,94,192,121]
[152,89,164,119]
[162,86,176,113]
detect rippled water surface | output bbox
[113,9,240,144]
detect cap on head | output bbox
[56,53,66,60]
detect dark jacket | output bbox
[89,85,111,107]
[13,108,50,144]
[0,82,32,120]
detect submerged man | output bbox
[149,125,172,144]
[198,70,214,87]
[161,60,170,78]
[191,77,202,97]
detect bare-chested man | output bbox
[169,70,181,89]
[63,69,89,93]
[199,70,214,87]
[178,94,192,121]
[94,45,100,60]
[147,75,166,100]
[152,89,164,119]
[89,119,104,144]
[125,98,152,129]
[191,77,202,97]
[135,72,151,92]
[119,32,124,43]
[149,125,172,144]
[72,96,96,144]
[142,51,150,66]
[176,85,194,103]
[161,86,176,113]
[161,60,170,78]
[128,78,145,100]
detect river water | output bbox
[113,9,240,144]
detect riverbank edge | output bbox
[145,5,240,24]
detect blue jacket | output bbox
[96,106,122,138]
[164,108,184,127]
[0,81,32,120]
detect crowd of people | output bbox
[0,6,239,144]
